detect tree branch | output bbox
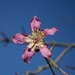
[25,44,73,75]
[45,58,56,75]
[0,31,74,75]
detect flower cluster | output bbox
[12,16,58,64]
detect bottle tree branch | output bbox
[0,31,75,75]
[45,58,56,75]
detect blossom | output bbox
[12,16,58,64]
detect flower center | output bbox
[33,38,39,43]
[27,30,45,51]
[32,29,44,43]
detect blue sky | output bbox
[0,0,75,75]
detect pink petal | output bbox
[22,47,35,64]
[43,27,58,36]
[12,33,27,44]
[31,16,41,31]
[39,45,52,59]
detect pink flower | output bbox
[12,16,58,64]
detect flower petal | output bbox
[39,45,52,59]
[31,16,41,31]
[12,33,27,44]
[22,47,35,64]
[43,27,58,36]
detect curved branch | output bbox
[0,32,74,75]
[25,45,72,75]
[46,41,75,47]
[0,37,75,47]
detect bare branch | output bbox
[66,66,75,70]
[15,72,19,75]
[50,59,68,75]
[0,31,74,75]
[45,58,56,75]
[0,31,13,43]
[25,66,48,75]
[25,44,73,75]
[54,46,72,63]
[46,41,75,47]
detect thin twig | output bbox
[46,41,75,47]
[25,45,73,75]
[66,66,75,70]
[0,36,75,47]
[54,46,72,63]
[45,58,56,75]
[50,59,69,75]
[0,31,75,75]
[15,72,18,75]
[50,44,55,52]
